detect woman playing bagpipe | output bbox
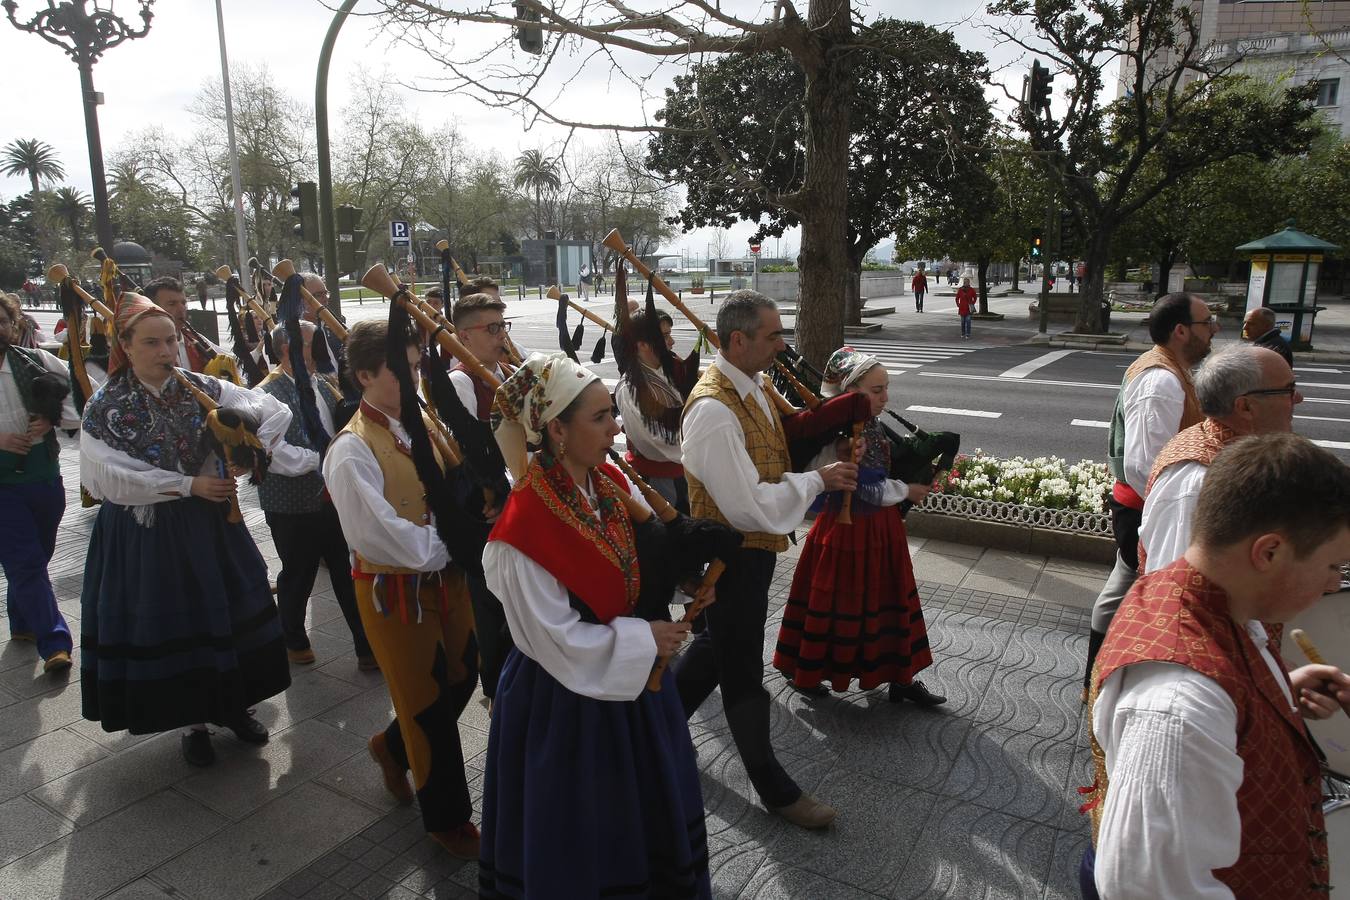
[78,295,300,766]
[772,348,945,705]
[322,314,485,860]
[479,351,741,900]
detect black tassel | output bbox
[591,334,606,364]
[279,274,330,456]
[570,323,585,352]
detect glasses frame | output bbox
[460,320,512,336]
[1241,384,1299,399]
[1184,315,1219,328]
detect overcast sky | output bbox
[0,0,1033,258]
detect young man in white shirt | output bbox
[1085,433,1350,900]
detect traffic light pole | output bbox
[315,0,357,318]
[1037,197,1055,334]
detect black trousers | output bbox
[674,547,800,808]
[1108,496,1143,571]
[466,571,513,700]
[265,505,372,658]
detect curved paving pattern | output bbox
[0,438,1093,899]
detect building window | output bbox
[1316,79,1340,107]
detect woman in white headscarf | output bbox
[772,347,945,705]
[479,351,713,900]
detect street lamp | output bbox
[3,0,155,250]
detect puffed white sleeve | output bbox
[681,396,823,534]
[484,540,657,701]
[1123,369,1186,497]
[80,433,196,505]
[323,431,450,572]
[216,377,317,477]
[448,369,479,419]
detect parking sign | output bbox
[390,220,411,246]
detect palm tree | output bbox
[2,139,65,196]
[512,149,561,238]
[51,187,91,248]
[108,159,151,201]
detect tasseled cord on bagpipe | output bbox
[276,273,331,457]
[386,296,488,578]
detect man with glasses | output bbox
[448,291,515,703]
[301,273,346,380]
[1139,344,1302,573]
[1083,292,1218,694]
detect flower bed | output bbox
[927,452,1113,536]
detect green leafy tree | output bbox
[647,19,992,335]
[1,139,65,196]
[51,187,91,249]
[989,0,1323,332]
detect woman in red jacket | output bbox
[955,276,977,339]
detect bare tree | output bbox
[370,0,914,364]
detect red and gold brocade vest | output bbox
[1085,560,1327,897]
[1136,418,1239,572]
[452,361,496,422]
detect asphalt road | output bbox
[25,294,1350,466]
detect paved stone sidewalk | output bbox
[0,436,1096,899]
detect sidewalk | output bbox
[0,435,1098,900]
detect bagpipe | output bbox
[361,262,511,529]
[601,228,875,523]
[213,266,272,387]
[549,282,609,364]
[4,345,71,476]
[170,368,269,524]
[44,263,109,413]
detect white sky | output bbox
[0,0,1031,257]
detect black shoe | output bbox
[182,729,216,767]
[889,681,947,707]
[216,710,269,745]
[782,672,829,696]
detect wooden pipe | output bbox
[170,369,244,523]
[605,449,677,523]
[215,265,276,331]
[644,560,725,691]
[361,264,503,390]
[1292,629,1328,666]
[47,264,115,321]
[836,420,864,525]
[548,284,614,332]
[602,228,821,410]
[272,259,348,341]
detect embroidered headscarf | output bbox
[492,351,600,481]
[108,293,173,377]
[820,346,882,398]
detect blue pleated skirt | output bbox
[79,498,290,734]
[480,648,711,899]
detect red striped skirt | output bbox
[772,503,932,692]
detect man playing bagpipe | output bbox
[0,292,79,673]
[143,276,236,380]
[675,290,865,829]
[323,315,484,859]
[256,319,376,672]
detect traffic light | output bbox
[515,2,543,54]
[1030,231,1044,259]
[1058,211,1079,255]
[1029,60,1053,116]
[290,182,318,242]
[334,204,365,274]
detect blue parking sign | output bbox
[390,220,411,246]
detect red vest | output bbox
[1086,560,1327,897]
[452,361,496,422]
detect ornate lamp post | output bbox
[3,0,155,250]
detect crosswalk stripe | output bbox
[1071,419,1110,428]
[907,405,1002,419]
[1314,440,1350,450]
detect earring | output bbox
[557,440,567,461]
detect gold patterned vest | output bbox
[341,405,447,575]
[683,361,790,552]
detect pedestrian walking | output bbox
[911,266,928,313]
[955,277,977,339]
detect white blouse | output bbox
[485,470,659,702]
[80,373,297,507]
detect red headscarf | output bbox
[108,293,173,377]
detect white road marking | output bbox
[917,371,1116,390]
[999,350,1076,379]
[1295,414,1350,423]
[1314,440,1350,450]
[1295,367,1343,374]
[1305,397,1350,406]
[907,405,1002,419]
[1071,419,1110,428]
[1297,381,1350,391]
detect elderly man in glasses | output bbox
[1137,343,1302,573]
[1083,292,1219,693]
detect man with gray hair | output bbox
[1137,344,1302,573]
[677,289,858,829]
[1242,305,1294,366]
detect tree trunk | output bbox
[792,0,853,369]
[1011,260,1021,293]
[1156,247,1178,300]
[1077,231,1113,333]
[844,258,863,326]
[977,255,991,314]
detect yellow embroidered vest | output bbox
[683,362,790,552]
[341,406,447,575]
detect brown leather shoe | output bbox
[368,733,413,804]
[287,647,316,665]
[43,650,72,674]
[430,822,480,859]
[770,793,837,829]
